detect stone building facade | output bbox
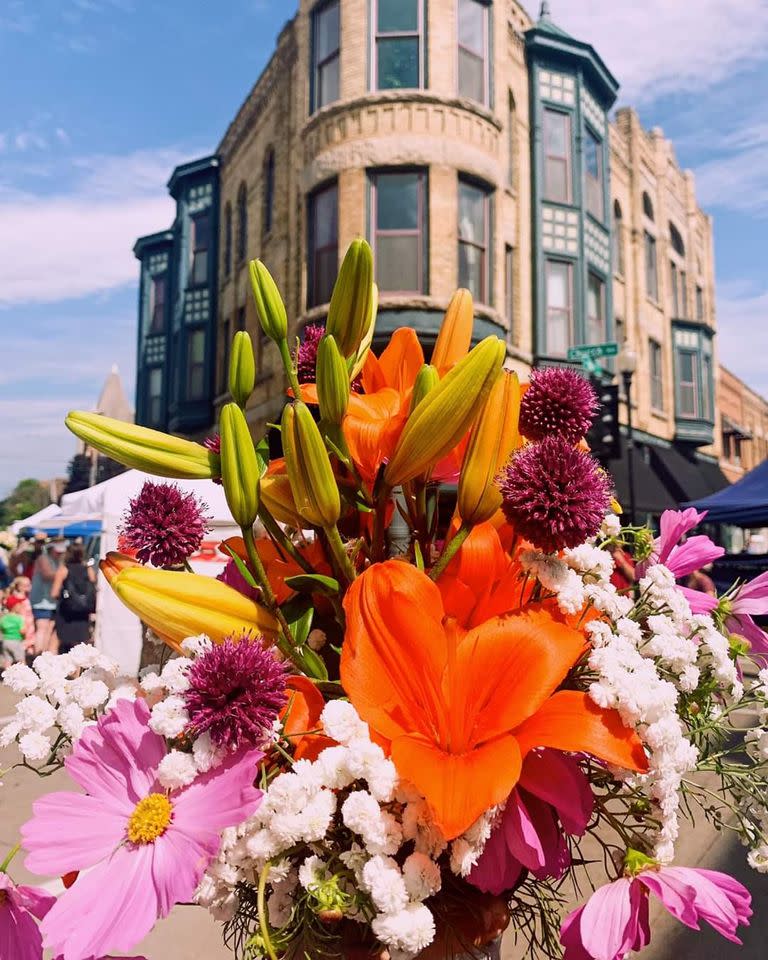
[718,366,768,485]
[133,0,737,519]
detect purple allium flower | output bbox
[203,434,223,485]
[297,323,325,384]
[519,368,599,444]
[119,480,211,567]
[183,633,288,749]
[499,437,612,552]
[217,557,262,602]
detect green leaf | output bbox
[283,573,340,596]
[222,544,260,590]
[255,436,270,476]
[300,647,328,682]
[414,540,425,572]
[283,599,314,648]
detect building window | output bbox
[670,260,679,316]
[220,316,232,393]
[677,349,698,418]
[457,0,489,105]
[696,285,704,322]
[584,127,604,221]
[669,222,685,257]
[507,91,516,187]
[373,0,424,90]
[187,329,206,401]
[149,274,166,335]
[370,169,427,294]
[543,109,571,204]
[148,368,163,426]
[586,273,605,344]
[644,231,658,301]
[649,338,663,411]
[701,352,713,421]
[544,260,573,357]
[263,149,275,236]
[237,183,248,263]
[308,180,339,307]
[642,191,654,221]
[189,212,210,287]
[612,200,624,276]
[458,177,491,304]
[311,0,340,112]
[505,244,514,334]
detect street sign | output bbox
[567,341,619,362]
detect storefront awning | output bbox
[650,444,718,504]
[605,439,678,516]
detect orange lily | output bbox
[222,536,331,605]
[341,561,647,840]
[281,675,335,761]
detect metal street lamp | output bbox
[618,346,638,525]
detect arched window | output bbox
[642,191,654,221]
[507,90,516,187]
[263,148,275,236]
[669,222,685,257]
[612,199,625,276]
[224,203,232,277]
[237,183,248,264]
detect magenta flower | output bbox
[469,750,593,894]
[0,871,55,960]
[119,480,211,568]
[217,557,262,602]
[682,569,768,658]
[560,863,752,960]
[519,368,598,444]
[297,323,325,384]
[647,508,724,579]
[183,632,288,750]
[500,437,612,552]
[22,698,262,960]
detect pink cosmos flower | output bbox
[560,863,752,960]
[682,569,768,658]
[469,750,593,895]
[0,871,55,960]
[21,698,263,960]
[647,508,724,579]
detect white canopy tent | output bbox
[58,470,240,675]
[10,503,63,534]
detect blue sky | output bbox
[1,0,767,497]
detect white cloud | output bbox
[55,127,71,146]
[552,0,768,103]
[14,130,48,151]
[0,147,201,306]
[694,127,768,216]
[717,285,768,397]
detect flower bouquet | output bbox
[2,241,768,960]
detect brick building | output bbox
[718,366,768,485]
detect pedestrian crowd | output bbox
[0,533,96,670]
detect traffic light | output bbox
[587,381,621,462]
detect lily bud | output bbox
[260,459,305,528]
[229,330,256,407]
[220,403,262,529]
[316,334,350,425]
[431,289,474,376]
[458,371,521,525]
[409,364,439,414]
[384,336,505,488]
[326,240,374,358]
[101,553,278,652]
[65,411,220,480]
[282,402,340,528]
[249,259,288,342]
[348,282,379,380]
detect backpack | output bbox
[59,566,96,617]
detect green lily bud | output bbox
[348,282,379,380]
[229,330,256,407]
[384,337,505,488]
[220,403,261,529]
[326,240,374,358]
[282,402,340,528]
[249,259,288,342]
[410,364,439,414]
[316,334,350,425]
[65,411,220,480]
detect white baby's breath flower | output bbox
[181,634,212,657]
[57,703,86,740]
[15,695,57,732]
[157,749,198,789]
[0,720,22,748]
[321,699,369,744]
[402,852,441,901]
[139,671,165,694]
[149,695,189,739]
[2,663,39,695]
[68,677,110,711]
[361,855,409,914]
[19,731,52,762]
[160,657,191,694]
[371,903,436,954]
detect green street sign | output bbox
[567,341,619,362]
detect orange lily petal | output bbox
[432,289,474,377]
[282,676,335,761]
[343,389,406,484]
[513,690,648,772]
[299,383,320,404]
[376,327,424,394]
[391,733,521,841]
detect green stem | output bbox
[278,339,302,402]
[324,523,357,585]
[429,522,471,581]
[258,506,314,573]
[257,862,278,960]
[0,842,21,874]
[371,489,390,562]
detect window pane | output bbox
[190,330,206,363]
[544,111,568,158]
[377,235,420,292]
[458,181,485,242]
[585,131,600,178]
[458,242,483,300]
[670,262,679,315]
[681,271,688,317]
[545,159,568,204]
[696,286,704,321]
[316,1,339,62]
[378,0,418,32]
[544,111,570,204]
[679,351,694,382]
[149,368,162,397]
[318,58,340,108]
[376,172,419,230]
[458,0,484,53]
[314,186,338,248]
[193,213,210,250]
[645,233,657,299]
[315,248,338,304]
[377,37,419,89]
[547,262,569,309]
[546,262,571,356]
[587,274,604,343]
[458,47,484,101]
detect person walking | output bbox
[51,543,96,654]
[29,539,65,654]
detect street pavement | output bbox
[1,684,765,959]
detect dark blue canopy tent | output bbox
[686,459,768,526]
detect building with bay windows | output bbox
[132,0,736,517]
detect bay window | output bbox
[373,0,424,90]
[458,0,490,105]
[458,177,491,303]
[544,260,573,357]
[370,169,427,293]
[543,109,571,204]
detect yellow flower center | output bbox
[126,793,173,844]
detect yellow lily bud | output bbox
[229,330,256,407]
[220,403,261,529]
[101,554,278,653]
[458,371,521,525]
[431,289,474,376]
[249,259,288,342]
[261,462,305,528]
[282,402,340,528]
[384,336,505,488]
[65,411,220,480]
[348,282,379,380]
[326,240,374,358]
[316,334,350,425]
[410,364,439,414]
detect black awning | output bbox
[650,444,715,503]
[605,439,678,516]
[696,458,731,496]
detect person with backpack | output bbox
[51,543,96,654]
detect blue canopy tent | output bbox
[36,518,102,539]
[685,459,768,527]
